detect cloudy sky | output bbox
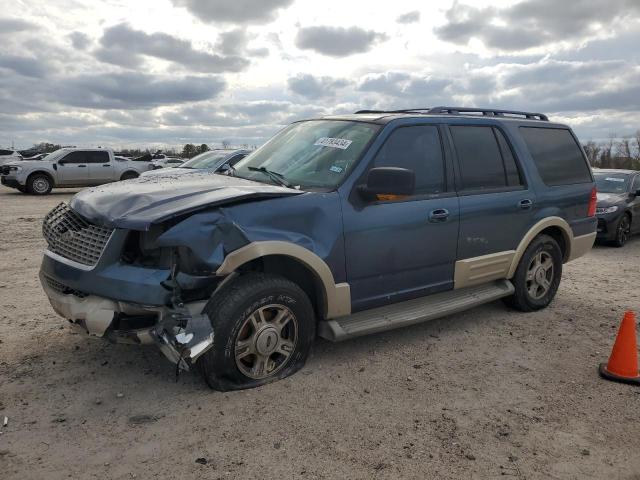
[1,0,639,150]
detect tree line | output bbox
[582,131,640,170]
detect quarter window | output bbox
[450,126,522,190]
[520,127,591,186]
[373,125,445,195]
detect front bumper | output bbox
[596,212,623,241]
[40,269,214,369]
[1,176,22,189]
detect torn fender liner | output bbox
[69,172,302,230]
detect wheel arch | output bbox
[120,170,139,180]
[215,241,351,320]
[27,170,55,186]
[507,217,573,278]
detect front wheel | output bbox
[504,234,563,312]
[120,171,139,181]
[198,273,316,391]
[612,214,631,248]
[27,174,53,195]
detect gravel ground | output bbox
[1,185,639,480]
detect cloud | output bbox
[434,0,640,51]
[69,32,91,50]
[287,74,349,99]
[215,29,269,57]
[396,11,420,24]
[0,54,47,78]
[171,0,293,24]
[95,23,249,73]
[295,26,388,57]
[0,18,36,34]
[58,73,226,109]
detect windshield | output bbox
[181,151,229,169]
[594,173,630,193]
[233,120,379,189]
[43,148,71,163]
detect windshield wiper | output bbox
[247,166,293,188]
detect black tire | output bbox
[611,214,631,248]
[17,186,27,193]
[27,173,53,195]
[504,234,563,312]
[198,272,316,391]
[120,171,139,181]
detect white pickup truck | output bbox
[0,148,152,195]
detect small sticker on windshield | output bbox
[329,165,343,173]
[314,137,352,150]
[605,177,625,182]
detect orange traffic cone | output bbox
[599,311,640,385]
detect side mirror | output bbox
[359,167,415,201]
[58,160,66,165]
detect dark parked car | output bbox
[38,107,596,390]
[593,169,640,247]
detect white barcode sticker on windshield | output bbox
[605,177,625,182]
[314,137,352,150]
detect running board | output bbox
[318,280,514,341]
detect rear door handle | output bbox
[77,164,87,168]
[429,208,450,222]
[519,199,533,209]
[102,164,111,167]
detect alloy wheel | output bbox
[526,251,554,300]
[234,304,298,379]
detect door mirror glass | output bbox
[360,167,415,201]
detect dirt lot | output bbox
[1,185,639,480]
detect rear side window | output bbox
[0,149,14,156]
[373,125,445,195]
[520,127,591,186]
[88,151,109,163]
[450,126,523,191]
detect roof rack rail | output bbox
[353,107,549,121]
[427,107,548,121]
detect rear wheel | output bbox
[198,273,315,391]
[612,214,631,248]
[120,171,139,181]
[504,234,562,312]
[27,173,53,195]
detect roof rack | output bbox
[354,106,549,121]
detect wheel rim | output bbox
[617,217,630,244]
[526,251,554,300]
[234,304,298,380]
[33,177,49,193]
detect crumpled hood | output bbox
[596,192,627,207]
[70,172,302,230]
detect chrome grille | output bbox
[43,203,114,267]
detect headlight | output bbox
[596,206,618,214]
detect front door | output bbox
[57,151,90,185]
[342,124,459,312]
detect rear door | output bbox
[87,151,113,184]
[447,125,533,285]
[342,124,460,311]
[57,151,90,184]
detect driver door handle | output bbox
[429,208,450,222]
[519,199,533,209]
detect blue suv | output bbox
[39,107,597,390]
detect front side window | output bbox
[181,151,229,169]
[233,120,380,189]
[520,127,591,186]
[373,125,445,195]
[451,126,522,191]
[62,151,89,164]
[594,172,630,193]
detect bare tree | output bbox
[582,141,601,167]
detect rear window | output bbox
[520,127,591,186]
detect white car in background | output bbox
[141,149,250,178]
[0,149,22,166]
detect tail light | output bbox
[587,186,597,217]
